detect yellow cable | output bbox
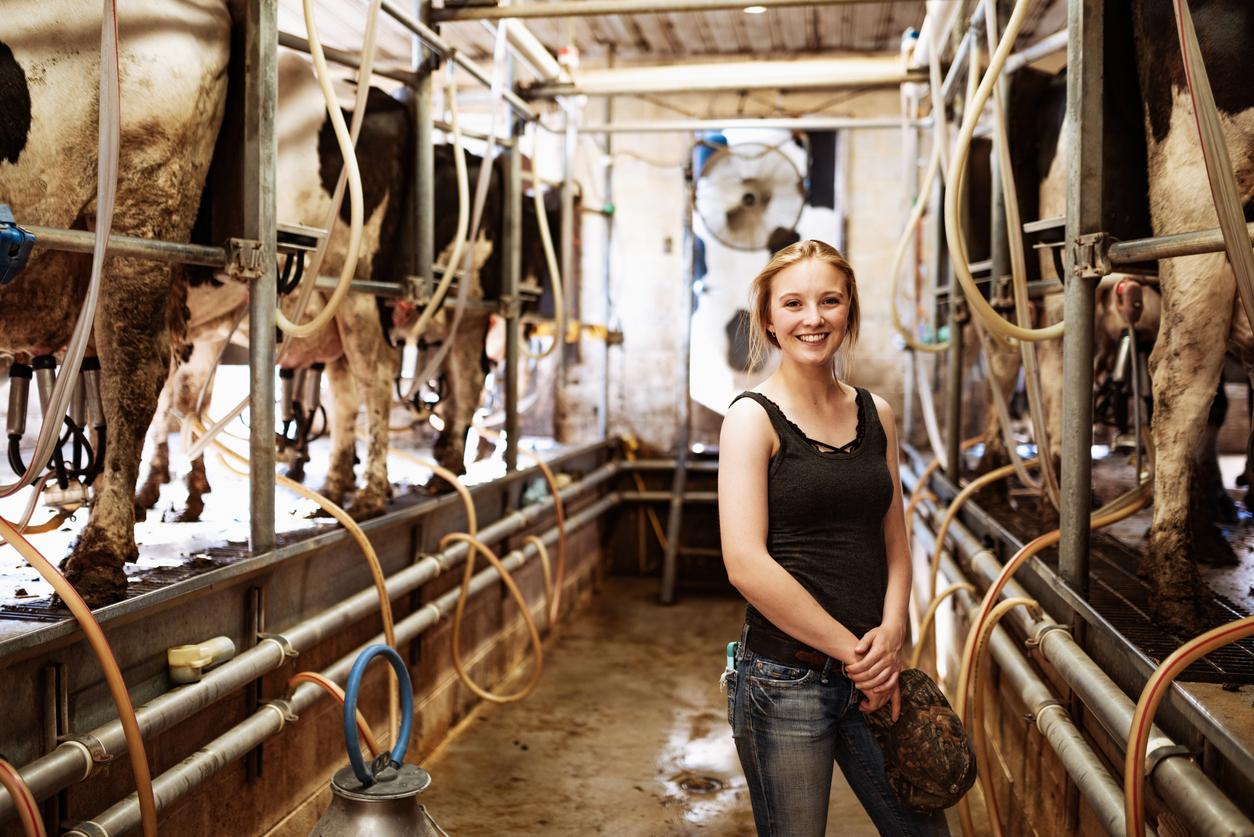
[0,519,157,837]
[440,532,544,703]
[909,581,975,670]
[0,758,45,837]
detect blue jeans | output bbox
[728,644,951,837]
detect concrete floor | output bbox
[417,577,902,836]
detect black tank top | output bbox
[731,388,894,641]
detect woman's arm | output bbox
[845,396,912,703]
[718,398,861,664]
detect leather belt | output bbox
[745,626,836,672]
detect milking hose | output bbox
[0,759,45,837]
[202,420,402,747]
[401,61,470,351]
[274,0,370,338]
[907,581,972,670]
[342,645,414,786]
[0,517,158,837]
[519,162,567,361]
[287,672,381,759]
[948,480,1153,832]
[1124,615,1254,837]
[979,0,1060,508]
[958,596,1040,837]
[929,460,1035,602]
[440,532,546,703]
[944,0,1065,343]
[2,0,120,500]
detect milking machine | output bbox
[277,363,327,481]
[6,355,107,504]
[0,205,36,286]
[1094,278,1151,462]
[309,644,446,837]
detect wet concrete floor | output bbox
[418,577,944,836]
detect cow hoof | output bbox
[347,492,387,521]
[135,481,162,512]
[177,497,205,523]
[1149,594,1209,638]
[1192,524,1239,566]
[1212,491,1239,525]
[58,558,128,609]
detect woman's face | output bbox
[766,258,852,369]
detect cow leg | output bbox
[434,311,492,477]
[321,356,358,508]
[62,254,182,607]
[336,297,397,521]
[1192,383,1239,533]
[171,338,221,522]
[1144,252,1234,631]
[134,378,173,517]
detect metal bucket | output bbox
[309,762,445,837]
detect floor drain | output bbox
[678,775,723,794]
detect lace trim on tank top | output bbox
[751,389,867,455]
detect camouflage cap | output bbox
[864,667,978,812]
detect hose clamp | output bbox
[62,733,113,770]
[257,632,298,659]
[1026,622,1070,650]
[1144,743,1192,778]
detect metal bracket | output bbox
[226,237,265,282]
[1026,622,1071,650]
[263,699,300,725]
[1070,232,1113,279]
[257,632,298,659]
[499,294,523,319]
[1144,743,1192,777]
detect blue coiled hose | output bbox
[342,644,414,785]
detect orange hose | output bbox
[0,518,157,837]
[930,461,1034,600]
[1124,615,1254,837]
[963,596,1039,837]
[287,672,381,758]
[523,534,557,625]
[0,758,45,837]
[385,448,477,536]
[209,432,400,747]
[440,532,544,703]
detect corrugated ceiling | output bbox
[279,1,1067,78]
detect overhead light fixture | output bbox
[743,5,767,13]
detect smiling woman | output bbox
[718,239,949,836]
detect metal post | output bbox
[504,107,522,473]
[245,0,278,555]
[599,82,614,441]
[1060,0,1104,600]
[413,1,434,300]
[660,188,697,605]
[556,111,577,442]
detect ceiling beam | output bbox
[432,0,886,23]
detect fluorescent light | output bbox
[743,5,767,13]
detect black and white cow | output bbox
[0,1,234,606]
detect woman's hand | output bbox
[844,624,904,697]
[858,680,902,722]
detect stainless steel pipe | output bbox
[25,226,226,268]
[277,30,419,86]
[431,0,876,21]
[0,461,619,824]
[66,495,617,837]
[1108,220,1254,265]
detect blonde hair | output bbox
[747,239,860,376]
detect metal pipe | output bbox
[622,490,716,503]
[530,58,925,98]
[246,0,278,556]
[1108,220,1254,265]
[1004,29,1069,74]
[25,225,226,268]
[277,30,419,86]
[65,495,619,837]
[502,20,562,82]
[504,93,522,472]
[432,119,515,147]
[576,117,931,133]
[379,0,539,123]
[433,0,877,20]
[906,481,1254,836]
[0,461,620,823]
[599,85,614,442]
[1060,0,1104,601]
[945,277,964,481]
[555,113,576,443]
[414,1,435,307]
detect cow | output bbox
[136,49,411,523]
[1130,0,1254,629]
[0,1,234,606]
